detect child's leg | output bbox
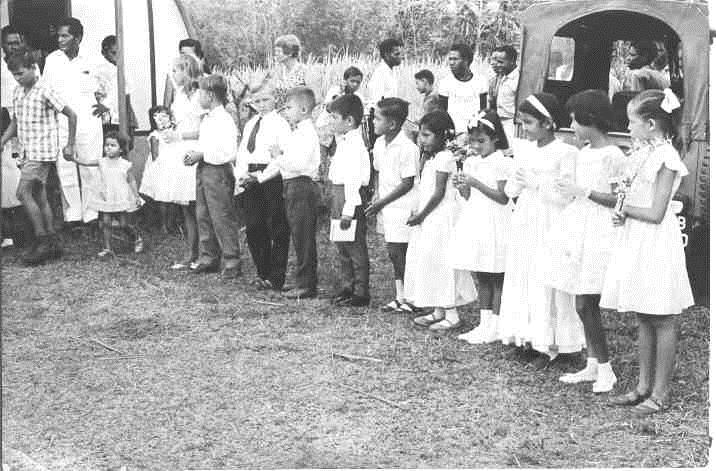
[283,178,317,291]
[386,242,408,301]
[182,202,199,262]
[101,213,113,251]
[36,183,56,236]
[201,164,241,270]
[579,295,609,363]
[16,179,46,237]
[351,211,369,299]
[491,273,504,316]
[159,202,170,231]
[650,314,679,401]
[335,241,354,295]
[475,272,495,310]
[636,313,657,395]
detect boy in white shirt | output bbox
[327,94,371,307]
[183,75,241,278]
[365,98,421,313]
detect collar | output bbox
[384,131,407,148]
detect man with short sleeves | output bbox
[95,35,137,137]
[438,43,488,136]
[366,38,404,110]
[42,17,102,224]
[488,45,519,143]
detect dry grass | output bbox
[1,220,709,470]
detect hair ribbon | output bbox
[526,95,552,121]
[660,88,680,114]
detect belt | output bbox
[248,163,268,172]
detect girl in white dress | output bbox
[139,105,175,232]
[498,93,584,365]
[450,110,513,344]
[405,110,477,331]
[544,90,625,392]
[74,132,143,257]
[602,89,693,416]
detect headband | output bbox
[660,88,680,114]
[526,95,552,121]
[468,111,495,131]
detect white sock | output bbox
[480,309,493,322]
[597,361,613,373]
[586,357,598,367]
[395,280,405,302]
[432,307,445,318]
[444,308,459,323]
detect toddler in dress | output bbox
[139,105,175,232]
[74,132,143,257]
[451,110,513,344]
[601,89,693,415]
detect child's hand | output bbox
[514,168,536,189]
[612,210,626,226]
[555,180,587,199]
[339,216,352,230]
[269,145,282,159]
[62,143,75,161]
[451,172,464,187]
[364,200,383,218]
[183,151,201,166]
[406,212,424,226]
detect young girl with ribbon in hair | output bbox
[543,90,626,392]
[450,110,514,344]
[601,89,693,415]
[497,93,584,368]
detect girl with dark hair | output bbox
[405,110,477,331]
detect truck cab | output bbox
[515,0,709,301]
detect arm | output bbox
[0,118,17,149]
[74,158,99,167]
[407,171,448,226]
[150,136,160,161]
[437,95,448,112]
[163,75,175,108]
[60,105,77,161]
[464,176,509,205]
[365,176,414,217]
[619,166,677,224]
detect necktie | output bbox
[246,116,262,153]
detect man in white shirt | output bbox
[366,38,404,110]
[184,75,241,278]
[94,35,137,137]
[1,25,25,215]
[488,45,519,142]
[438,43,488,136]
[235,87,292,289]
[42,17,102,224]
[327,94,372,307]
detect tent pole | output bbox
[114,0,128,137]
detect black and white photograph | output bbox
[0,0,711,469]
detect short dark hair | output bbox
[199,74,228,105]
[101,35,117,53]
[376,97,409,127]
[518,92,568,129]
[449,43,474,65]
[419,110,456,148]
[57,17,83,39]
[467,109,509,150]
[343,66,363,80]
[148,105,174,131]
[328,94,364,126]
[414,69,435,85]
[103,130,129,156]
[178,38,204,59]
[494,45,517,63]
[378,38,403,58]
[5,49,37,71]
[631,40,658,64]
[565,89,614,133]
[1,24,24,43]
[286,86,317,112]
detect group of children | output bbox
[1,47,694,415]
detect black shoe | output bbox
[349,295,370,307]
[220,266,242,279]
[190,262,220,274]
[284,288,317,300]
[23,236,51,265]
[331,289,353,304]
[48,234,63,259]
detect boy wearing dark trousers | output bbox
[327,94,371,306]
[183,75,241,278]
[254,87,320,299]
[0,50,77,265]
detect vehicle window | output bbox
[547,37,575,81]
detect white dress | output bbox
[404,151,478,308]
[138,130,163,199]
[86,158,142,213]
[497,138,585,354]
[600,143,693,315]
[152,89,202,205]
[449,151,514,273]
[544,145,625,294]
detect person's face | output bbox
[626,46,649,70]
[10,65,37,88]
[469,129,497,157]
[329,111,354,136]
[491,51,514,75]
[417,126,440,153]
[447,50,469,76]
[281,98,304,125]
[251,93,276,116]
[372,108,393,136]
[415,78,430,94]
[2,33,24,56]
[180,46,198,59]
[198,89,213,109]
[626,103,654,142]
[384,46,402,67]
[274,46,289,64]
[172,65,187,87]
[518,111,551,142]
[103,138,122,159]
[153,111,172,130]
[569,113,591,143]
[344,74,362,93]
[57,26,80,55]
[102,42,118,65]
[239,99,255,121]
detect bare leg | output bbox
[491,274,504,316]
[651,314,679,401]
[576,295,609,363]
[16,180,46,236]
[101,213,113,251]
[182,203,198,262]
[36,185,55,235]
[636,314,656,396]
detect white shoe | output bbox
[478,314,500,343]
[458,326,483,343]
[559,365,598,384]
[592,366,618,393]
[1,238,13,248]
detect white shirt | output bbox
[329,128,371,217]
[95,59,135,124]
[438,72,488,134]
[198,106,237,165]
[1,55,17,113]
[492,67,519,120]
[257,119,320,183]
[366,61,400,110]
[373,132,420,212]
[235,111,291,176]
[42,48,102,123]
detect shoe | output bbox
[98,249,115,258]
[398,301,421,314]
[331,289,353,305]
[220,266,242,279]
[429,318,462,331]
[284,288,317,300]
[477,314,500,343]
[458,326,483,343]
[381,299,403,312]
[633,396,666,416]
[608,390,651,407]
[559,366,598,384]
[413,312,444,327]
[1,238,14,248]
[47,235,63,259]
[134,237,144,254]
[170,259,195,270]
[349,295,370,307]
[592,366,618,393]
[23,237,51,265]
[190,262,220,274]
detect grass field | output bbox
[1,219,710,470]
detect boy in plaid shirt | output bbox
[0,50,77,264]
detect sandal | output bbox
[134,237,144,254]
[633,397,666,416]
[608,390,651,407]
[429,318,462,331]
[381,300,402,313]
[171,259,197,270]
[413,312,444,327]
[98,249,115,258]
[399,301,422,314]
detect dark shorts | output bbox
[19,160,53,185]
